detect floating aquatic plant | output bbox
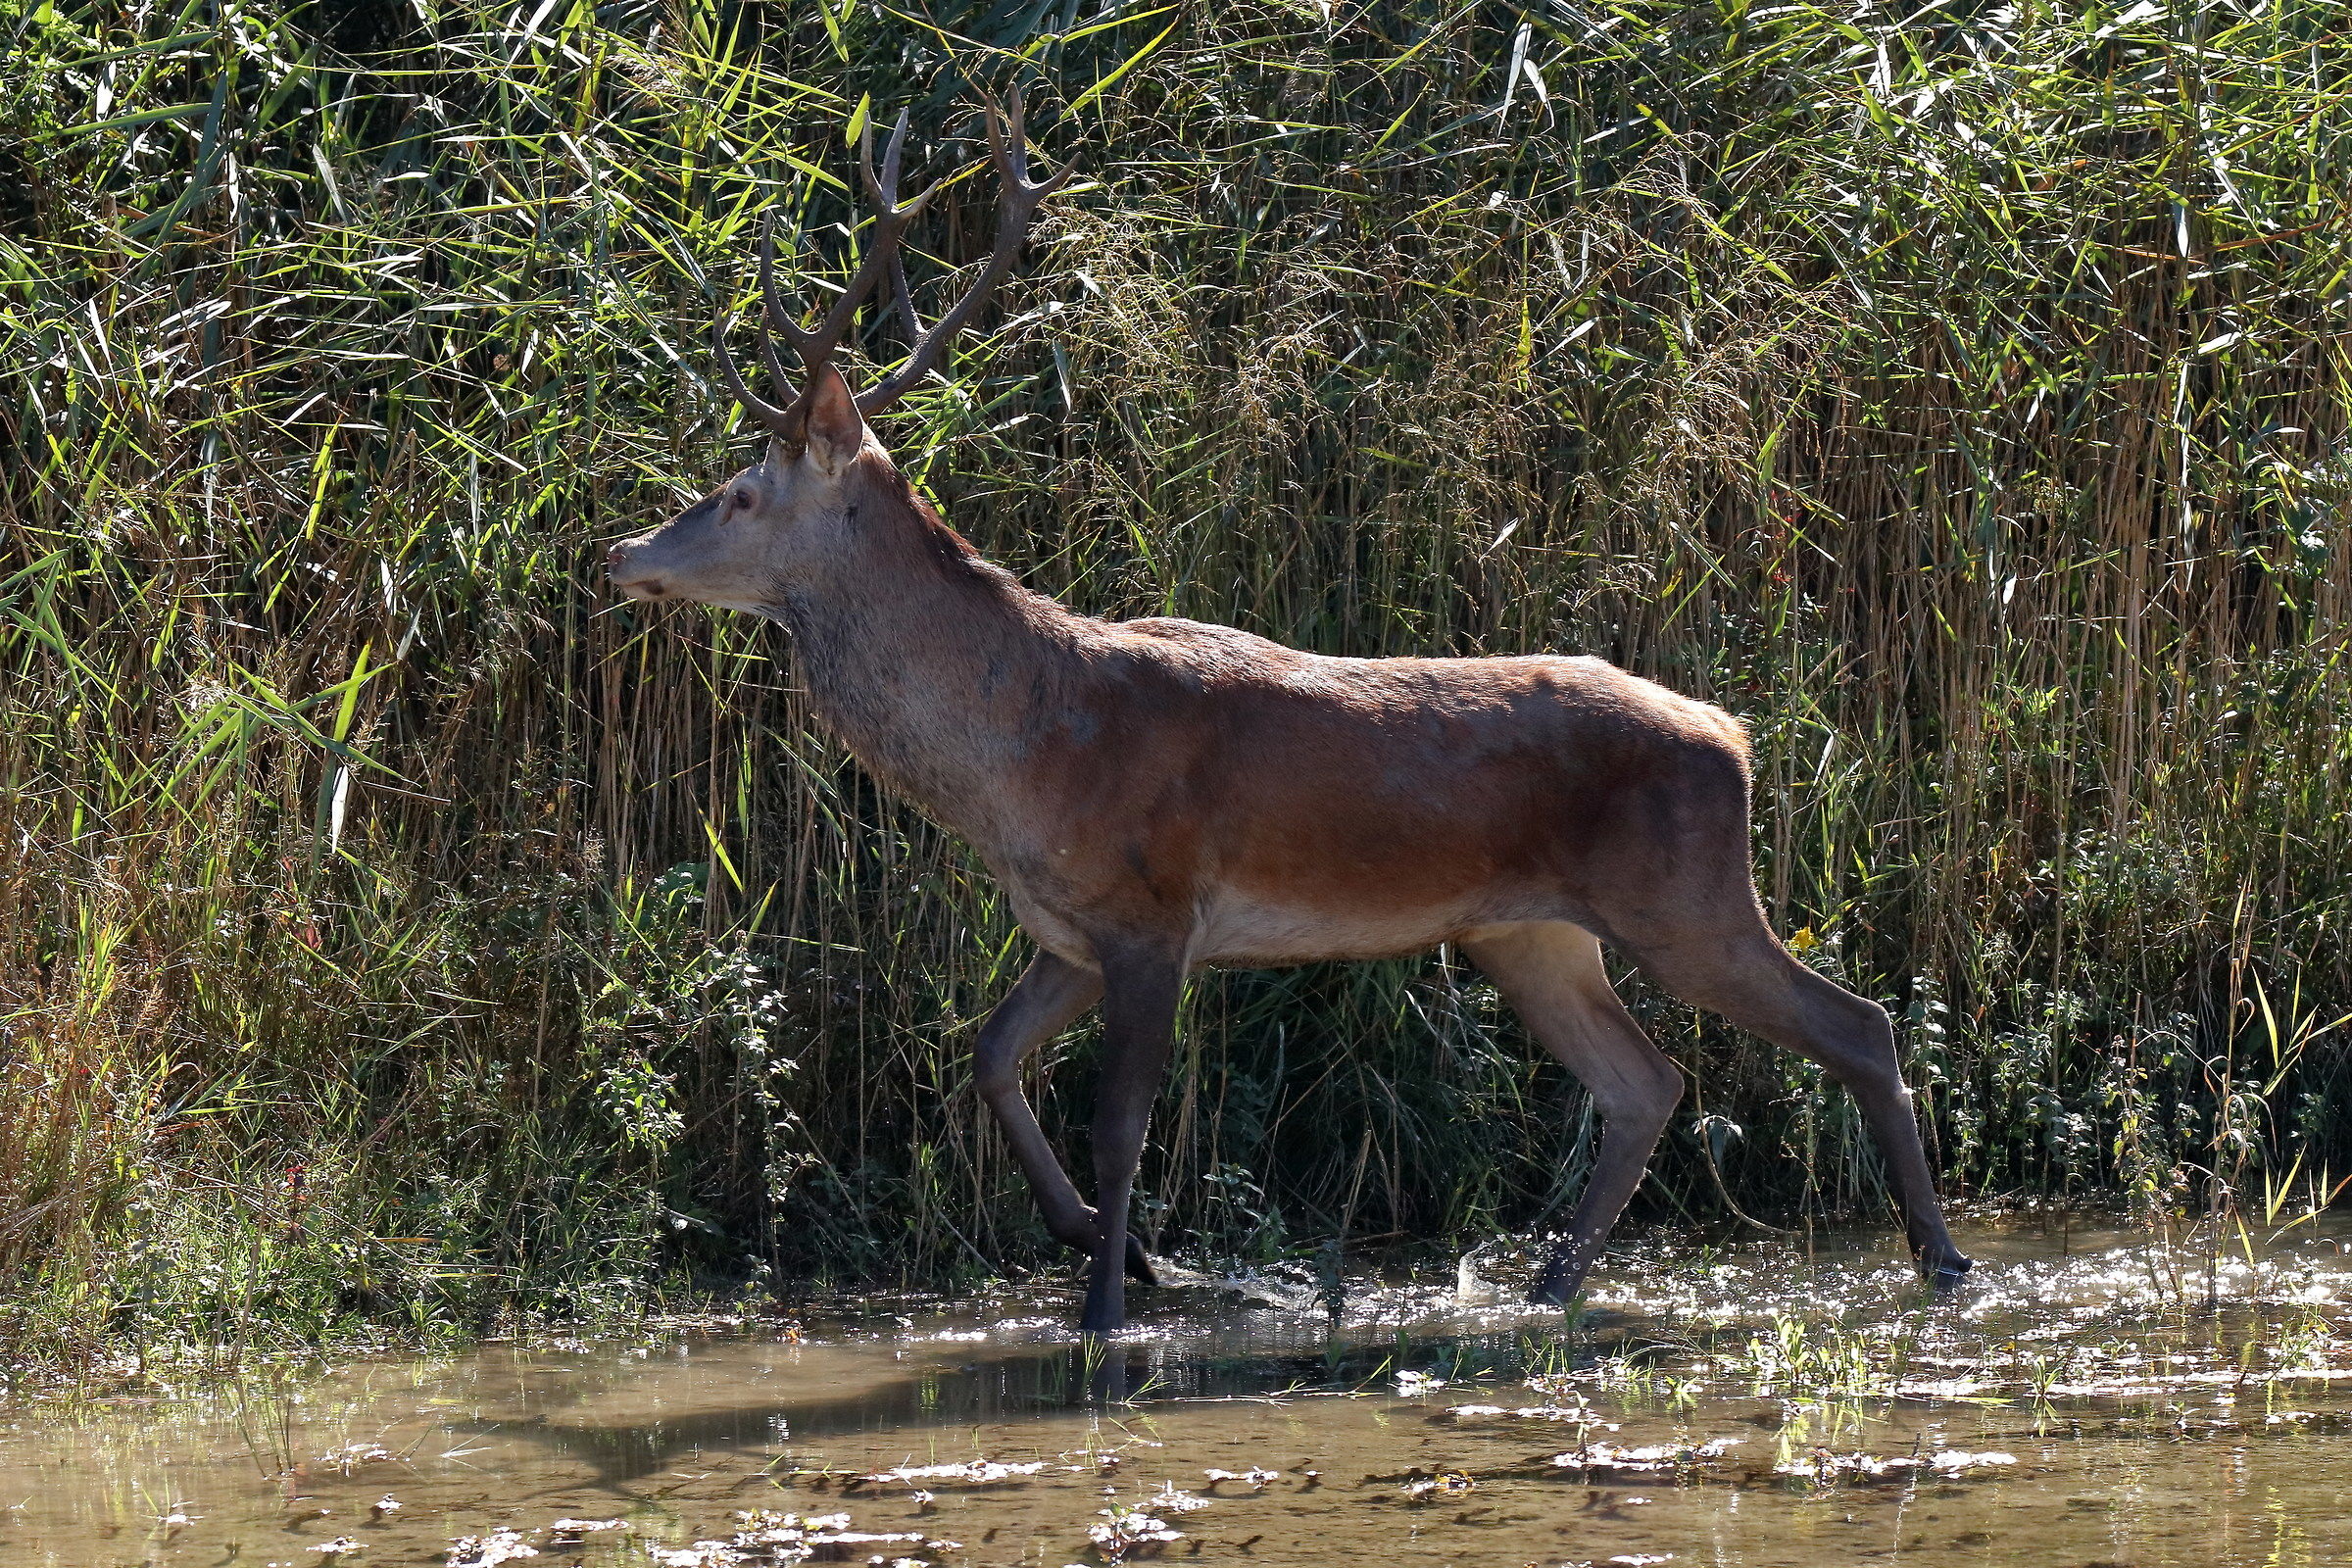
[547,1517,626,1546]
[1549,1439,1742,1478]
[1775,1447,2017,1487]
[1400,1469,1477,1502]
[1087,1502,1181,1560]
[1200,1466,1279,1488]
[853,1459,1046,1489]
[445,1531,537,1568]
[317,1442,395,1476]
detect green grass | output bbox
[1,0,2349,1370]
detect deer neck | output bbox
[770,464,1074,845]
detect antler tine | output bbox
[859,109,936,215]
[710,310,800,436]
[855,110,949,350]
[757,215,826,368]
[866,111,944,346]
[887,248,925,344]
[985,85,1078,201]
[855,87,1075,416]
[748,114,943,395]
[755,314,800,403]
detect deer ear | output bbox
[801,366,864,476]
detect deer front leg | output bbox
[1078,944,1185,1336]
[972,953,1157,1284]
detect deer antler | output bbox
[710,110,939,437]
[853,87,1074,415]
[709,88,1072,434]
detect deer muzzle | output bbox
[605,539,668,599]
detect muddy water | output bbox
[9,1218,2352,1567]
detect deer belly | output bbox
[1191,894,1480,966]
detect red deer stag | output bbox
[606,91,1973,1334]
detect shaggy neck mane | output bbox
[770,456,1092,843]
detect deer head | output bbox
[607,90,1072,611]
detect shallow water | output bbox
[10,1216,2352,1567]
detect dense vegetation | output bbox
[1,0,2347,1368]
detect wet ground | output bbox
[8,1215,2352,1567]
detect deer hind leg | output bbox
[1629,919,1971,1283]
[972,952,1156,1286]
[1461,921,1685,1306]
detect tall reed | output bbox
[1,0,2347,1359]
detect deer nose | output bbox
[605,543,630,567]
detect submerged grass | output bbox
[0,0,2349,1366]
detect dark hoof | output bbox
[1124,1235,1159,1286]
[1923,1252,1974,1289]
